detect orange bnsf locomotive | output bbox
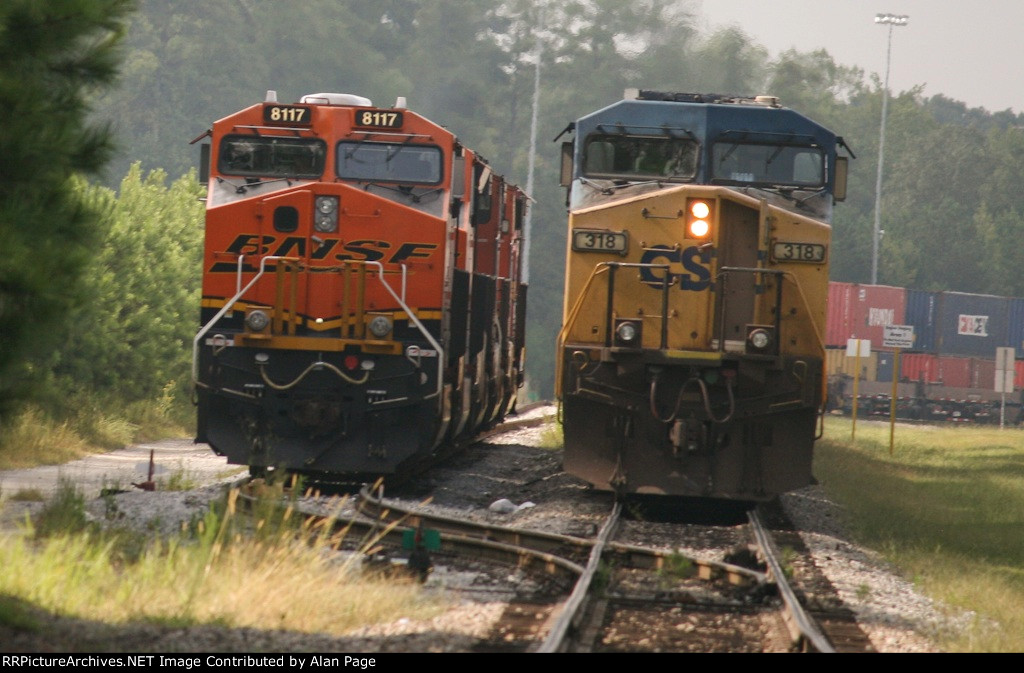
[557,90,851,500]
[192,92,527,479]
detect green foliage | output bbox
[659,549,694,580]
[33,479,90,538]
[0,0,134,418]
[51,166,204,405]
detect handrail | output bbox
[365,260,445,401]
[193,256,442,401]
[556,261,670,395]
[192,255,299,384]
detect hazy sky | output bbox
[695,0,1024,113]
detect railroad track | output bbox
[230,411,875,653]
[236,484,870,652]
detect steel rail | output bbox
[233,487,585,586]
[358,484,765,584]
[748,509,835,653]
[537,501,622,653]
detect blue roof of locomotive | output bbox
[574,95,841,184]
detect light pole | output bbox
[872,13,908,286]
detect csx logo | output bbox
[208,234,438,272]
[638,245,711,291]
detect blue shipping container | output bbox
[1007,298,1024,353]
[905,289,938,352]
[936,292,1009,357]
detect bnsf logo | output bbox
[638,245,711,291]
[208,234,438,272]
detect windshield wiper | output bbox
[580,176,668,195]
[217,176,294,194]
[362,181,443,204]
[765,145,785,166]
[718,143,740,165]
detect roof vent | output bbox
[754,95,781,107]
[265,90,278,103]
[394,96,407,109]
[300,93,373,107]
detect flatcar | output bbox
[192,91,528,479]
[556,90,851,500]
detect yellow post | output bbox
[889,348,900,456]
[852,339,861,440]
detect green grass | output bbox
[0,391,194,470]
[0,481,445,641]
[816,417,1024,651]
[536,419,564,450]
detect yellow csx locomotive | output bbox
[556,90,851,500]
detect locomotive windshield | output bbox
[582,134,698,181]
[337,141,443,184]
[711,142,824,188]
[218,135,326,178]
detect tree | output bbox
[0,0,134,420]
[47,167,204,412]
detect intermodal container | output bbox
[899,352,940,383]
[825,283,906,351]
[936,292,1009,358]
[935,355,972,389]
[972,358,996,390]
[826,282,854,348]
[904,289,938,352]
[825,347,877,381]
[877,351,896,382]
[1007,298,1024,352]
[877,351,943,383]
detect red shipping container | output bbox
[935,355,972,389]
[971,358,996,390]
[826,282,854,348]
[899,353,940,383]
[1016,360,1024,389]
[826,283,906,351]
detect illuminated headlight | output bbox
[368,315,393,338]
[245,309,270,332]
[314,196,338,232]
[614,319,641,346]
